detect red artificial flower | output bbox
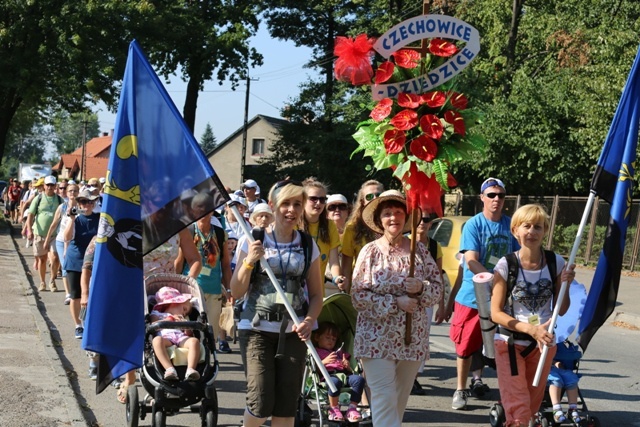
[419,114,444,140]
[401,163,445,216]
[444,110,466,136]
[410,135,438,162]
[334,34,375,85]
[449,92,468,110]
[447,172,458,188]
[375,61,395,84]
[370,98,393,122]
[429,38,458,57]
[391,49,421,69]
[422,91,446,108]
[397,93,421,109]
[390,109,418,131]
[383,129,406,154]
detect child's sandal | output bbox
[570,409,581,423]
[163,367,178,380]
[327,406,344,421]
[346,406,362,423]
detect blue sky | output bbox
[95,25,316,143]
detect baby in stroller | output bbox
[150,286,201,381]
[548,340,582,424]
[313,321,365,423]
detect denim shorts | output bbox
[245,330,306,418]
[547,365,579,389]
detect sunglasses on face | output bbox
[78,199,96,205]
[59,186,67,190]
[327,203,348,212]
[485,192,506,199]
[45,184,55,187]
[308,196,327,204]
[364,192,381,202]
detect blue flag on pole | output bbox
[82,40,229,393]
[577,45,640,351]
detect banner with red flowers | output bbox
[371,15,480,100]
[335,14,484,216]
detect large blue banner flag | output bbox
[83,40,229,393]
[577,45,640,351]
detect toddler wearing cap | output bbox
[150,286,201,381]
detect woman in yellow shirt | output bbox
[302,178,344,295]
[341,180,384,293]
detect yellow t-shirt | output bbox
[307,220,341,293]
[340,223,369,261]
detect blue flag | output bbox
[577,45,640,351]
[82,40,229,393]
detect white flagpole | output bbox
[532,191,596,386]
[229,204,338,393]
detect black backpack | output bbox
[500,250,557,375]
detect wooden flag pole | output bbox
[405,208,422,344]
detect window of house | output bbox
[251,138,265,156]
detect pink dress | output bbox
[351,240,442,361]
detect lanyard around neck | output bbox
[272,230,294,284]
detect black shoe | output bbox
[411,379,426,396]
[470,378,490,397]
[218,340,232,353]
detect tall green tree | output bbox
[200,123,217,154]
[51,111,100,156]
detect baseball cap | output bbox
[480,177,505,193]
[241,179,259,190]
[326,194,348,206]
[226,194,248,207]
[99,177,106,184]
[44,176,56,185]
[34,178,45,187]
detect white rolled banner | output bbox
[473,272,496,360]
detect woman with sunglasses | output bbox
[341,179,384,293]
[231,179,323,427]
[301,178,345,295]
[326,193,351,236]
[63,188,100,340]
[44,183,79,306]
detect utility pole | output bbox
[240,75,259,184]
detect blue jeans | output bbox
[327,373,366,403]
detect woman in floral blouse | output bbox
[351,190,442,427]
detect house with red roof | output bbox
[52,132,112,181]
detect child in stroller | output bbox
[547,340,583,424]
[150,286,201,381]
[313,321,365,423]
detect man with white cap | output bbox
[241,179,266,219]
[25,175,64,292]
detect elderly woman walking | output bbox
[351,190,442,427]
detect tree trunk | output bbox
[0,88,23,166]
[183,71,203,133]
[504,0,526,97]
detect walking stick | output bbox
[405,209,421,345]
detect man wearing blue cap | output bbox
[446,177,519,410]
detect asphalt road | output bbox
[7,222,640,426]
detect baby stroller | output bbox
[126,274,219,427]
[295,293,372,427]
[489,281,600,427]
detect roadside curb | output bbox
[613,311,640,329]
[4,223,87,427]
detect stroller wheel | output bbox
[204,408,217,427]
[125,386,139,427]
[540,417,550,427]
[153,409,166,427]
[489,402,505,427]
[586,415,601,427]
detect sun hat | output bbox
[480,177,506,194]
[44,176,57,185]
[99,177,106,184]
[153,286,192,311]
[362,189,414,235]
[241,179,259,190]
[326,194,349,206]
[34,177,45,187]
[250,203,274,224]
[76,188,99,202]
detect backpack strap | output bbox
[544,250,557,285]
[298,230,313,279]
[249,227,266,284]
[213,224,226,261]
[428,238,438,259]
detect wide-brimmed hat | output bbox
[362,189,413,234]
[250,203,274,224]
[153,286,192,311]
[76,188,99,202]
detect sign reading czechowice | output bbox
[371,14,480,100]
